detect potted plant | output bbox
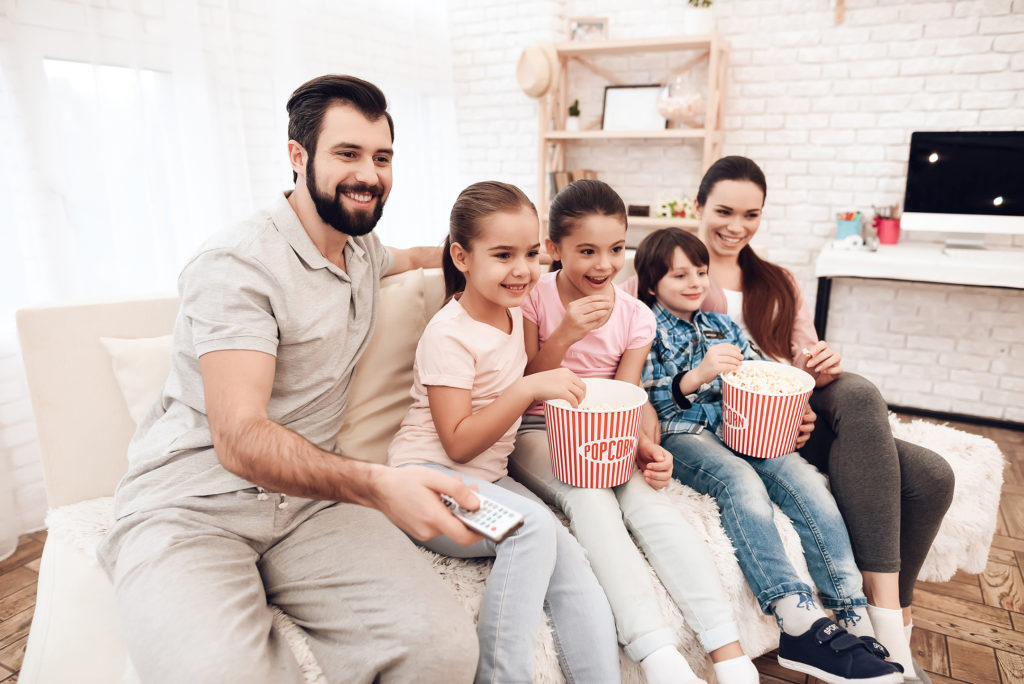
[684,0,714,34]
[566,99,581,131]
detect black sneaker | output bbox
[778,618,903,684]
[858,636,905,674]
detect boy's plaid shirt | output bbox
[641,303,762,436]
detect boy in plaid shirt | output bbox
[636,228,904,684]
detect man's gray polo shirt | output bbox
[114,193,394,519]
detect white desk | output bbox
[812,242,1024,337]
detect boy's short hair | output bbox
[634,227,709,308]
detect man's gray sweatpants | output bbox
[98,488,479,684]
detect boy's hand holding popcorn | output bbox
[680,342,743,394]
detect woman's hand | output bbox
[803,341,843,378]
[794,403,816,450]
[694,343,744,386]
[636,437,673,490]
[557,295,613,345]
[524,367,586,407]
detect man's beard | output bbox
[306,159,385,237]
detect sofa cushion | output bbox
[100,334,173,425]
[334,268,431,464]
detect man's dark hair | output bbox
[286,75,395,182]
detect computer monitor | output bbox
[901,131,1024,242]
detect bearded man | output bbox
[98,75,480,684]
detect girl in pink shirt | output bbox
[510,179,759,684]
[387,181,619,683]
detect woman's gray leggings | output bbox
[798,372,955,607]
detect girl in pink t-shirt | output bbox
[386,181,619,683]
[510,180,758,684]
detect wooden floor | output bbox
[0,415,1021,683]
[754,416,1024,684]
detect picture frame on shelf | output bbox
[568,17,608,42]
[601,85,666,132]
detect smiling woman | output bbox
[694,165,795,362]
[696,155,955,678]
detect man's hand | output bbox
[387,245,443,275]
[372,467,483,545]
[794,403,816,450]
[636,438,673,490]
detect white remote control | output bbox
[440,492,525,543]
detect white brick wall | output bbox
[446,0,1024,422]
[826,280,1024,420]
[446,0,563,192]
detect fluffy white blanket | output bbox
[46,416,1003,684]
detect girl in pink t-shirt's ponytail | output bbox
[386,181,619,683]
[509,180,759,684]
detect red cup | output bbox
[543,378,647,488]
[721,361,814,459]
[874,217,900,244]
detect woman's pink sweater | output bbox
[701,270,819,371]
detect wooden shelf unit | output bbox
[544,129,711,140]
[537,34,728,242]
[625,216,699,229]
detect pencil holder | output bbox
[836,219,862,240]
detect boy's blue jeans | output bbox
[662,430,867,615]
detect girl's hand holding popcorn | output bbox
[558,294,613,344]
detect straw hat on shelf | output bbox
[516,43,561,99]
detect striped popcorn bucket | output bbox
[543,378,647,488]
[721,361,814,459]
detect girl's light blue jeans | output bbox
[406,463,620,684]
[662,430,867,614]
[510,416,741,661]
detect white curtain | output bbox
[0,0,461,558]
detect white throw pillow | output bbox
[334,268,435,464]
[99,335,173,425]
[98,268,442,456]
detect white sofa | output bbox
[16,267,1005,683]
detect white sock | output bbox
[867,604,916,677]
[770,593,828,636]
[640,645,705,684]
[834,606,876,639]
[712,654,759,684]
